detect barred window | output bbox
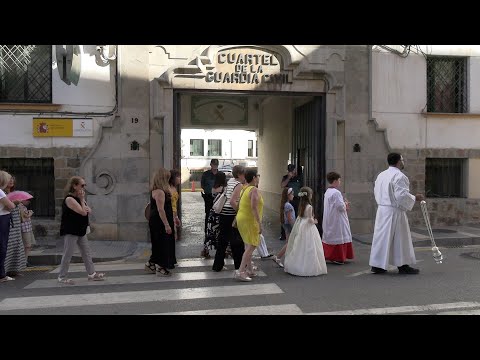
[427,56,468,113]
[190,139,204,156]
[0,158,55,217]
[247,140,253,157]
[425,158,466,198]
[0,45,52,103]
[207,139,222,157]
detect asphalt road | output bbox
[1,192,480,315]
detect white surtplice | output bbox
[369,167,416,269]
[322,188,352,245]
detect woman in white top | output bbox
[212,165,246,272]
[0,171,17,283]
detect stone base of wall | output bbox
[400,148,480,227]
[0,146,91,220]
[409,198,480,227]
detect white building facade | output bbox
[180,129,257,188]
[0,45,478,241]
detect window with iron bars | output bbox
[190,139,204,156]
[247,140,253,157]
[207,139,222,157]
[425,158,466,198]
[0,45,52,103]
[0,158,55,217]
[426,56,468,113]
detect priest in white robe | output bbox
[369,153,424,275]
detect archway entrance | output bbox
[172,90,326,243]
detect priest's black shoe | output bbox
[371,266,387,274]
[397,265,420,274]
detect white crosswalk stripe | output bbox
[150,304,303,315]
[0,258,293,314]
[306,301,480,315]
[49,258,235,273]
[25,270,267,289]
[0,283,283,311]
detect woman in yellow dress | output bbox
[235,169,263,281]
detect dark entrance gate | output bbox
[292,97,326,232]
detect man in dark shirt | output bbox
[279,164,303,240]
[201,158,219,239]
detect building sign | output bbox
[205,48,292,85]
[33,118,93,137]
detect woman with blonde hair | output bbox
[234,169,263,281]
[0,171,17,282]
[145,167,176,276]
[169,169,182,241]
[284,186,327,277]
[57,176,106,284]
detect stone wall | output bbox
[399,148,480,227]
[0,146,91,239]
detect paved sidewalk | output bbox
[352,224,480,248]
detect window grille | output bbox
[0,158,55,217]
[190,139,204,156]
[207,139,222,157]
[0,45,52,103]
[425,158,466,198]
[427,56,467,113]
[247,140,253,157]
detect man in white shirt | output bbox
[369,153,424,275]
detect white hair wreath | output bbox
[298,191,307,197]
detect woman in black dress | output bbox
[145,167,176,276]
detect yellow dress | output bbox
[236,185,264,247]
[171,188,179,214]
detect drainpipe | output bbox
[368,45,373,121]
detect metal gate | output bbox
[292,97,326,230]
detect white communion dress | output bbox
[284,204,328,277]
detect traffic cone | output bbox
[191,181,196,192]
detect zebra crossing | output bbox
[2,257,480,315]
[0,257,302,315]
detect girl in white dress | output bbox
[284,186,327,277]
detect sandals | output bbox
[272,255,284,268]
[0,276,15,283]
[200,247,211,259]
[58,277,75,285]
[225,245,232,258]
[156,266,171,277]
[87,272,106,281]
[234,271,252,282]
[145,262,156,274]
